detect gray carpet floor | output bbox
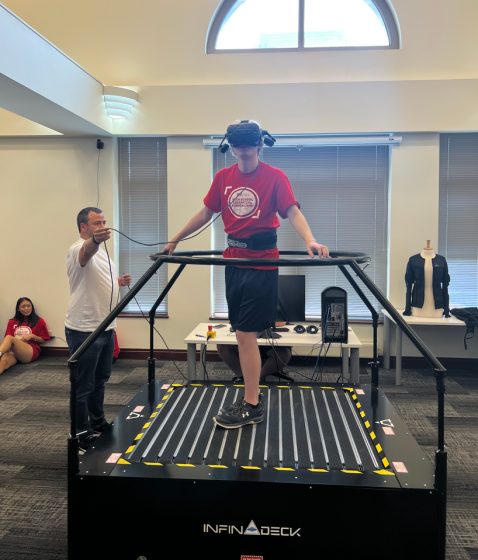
[0,356,477,559]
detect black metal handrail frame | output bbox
[67,249,447,557]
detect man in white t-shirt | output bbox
[65,207,131,452]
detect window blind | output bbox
[439,133,478,307]
[211,144,389,319]
[118,138,168,314]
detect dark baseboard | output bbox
[41,346,224,362]
[117,348,225,361]
[42,347,477,370]
[42,347,70,357]
[385,356,477,370]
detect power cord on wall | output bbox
[96,139,104,208]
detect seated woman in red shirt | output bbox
[0,297,50,375]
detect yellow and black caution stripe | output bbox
[117,383,181,464]
[344,387,391,471]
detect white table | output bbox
[382,308,465,385]
[184,322,362,383]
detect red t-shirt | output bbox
[5,317,50,360]
[203,161,299,268]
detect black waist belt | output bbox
[227,231,277,250]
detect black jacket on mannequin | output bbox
[403,254,450,317]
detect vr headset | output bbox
[218,120,276,153]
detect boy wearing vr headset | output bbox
[164,120,329,429]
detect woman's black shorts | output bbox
[225,266,278,332]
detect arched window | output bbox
[207,0,399,52]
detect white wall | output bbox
[2,133,476,360]
[1,0,477,360]
[388,134,440,307]
[2,0,478,137]
[129,80,478,136]
[0,136,115,346]
[3,0,478,86]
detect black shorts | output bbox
[226,266,278,332]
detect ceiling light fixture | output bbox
[103,86,138,119]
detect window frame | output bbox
[438,133,478,309]
[117,137,169,317]
[206,0,400,53]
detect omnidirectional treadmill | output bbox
[68,252,447,560]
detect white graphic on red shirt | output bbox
[228,187,259,219]
[14,325,32,337]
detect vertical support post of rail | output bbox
[147,263,187,384]
[67,360,80,560]
[339,264,380,388]
[434,370,447,559]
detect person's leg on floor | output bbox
[0,351,17,374]
[66,328,99,437]
[88,330,114,429]
[0,336,33,374]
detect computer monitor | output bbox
[277,274,306,323]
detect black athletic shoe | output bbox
[92,420,113,434]
[214,399,264,429]
[78,432,99,455]
[220,398,243,415]
[220,392,263,414]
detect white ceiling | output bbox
[2,0,221,85]
[2,0,478,136]
[3,0,478,87]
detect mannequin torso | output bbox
[411,248,444,318]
